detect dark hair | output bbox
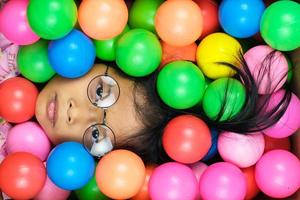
[111,51,292,164]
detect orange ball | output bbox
[160,41,197,68]
[131,165,156,200]
[155,0,203,46]
[95,149,145,199]
[78,0,128,40]
[242,166,260,200]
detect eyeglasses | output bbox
[82,66,120,158]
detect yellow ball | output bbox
[196,33,243,79]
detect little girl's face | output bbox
[35,64,143,145]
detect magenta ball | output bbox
[244,45,288,94]
[263,90,300,138]
[255,150,300,198]
[33,176,70,200]
[200,162,247,200]
[6,121,51,161]
[218,131,265,168]
[149,162,198,200]
[0,0,39,45]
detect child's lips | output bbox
[47,93,58,127]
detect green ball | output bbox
[75,176,110,200]
[286,55,293,84]
[129,0,163,33]
[27,0,77,40]
[202,78,246,121]
[116,29,162,77]
[260,1,300,51]
[17,40,55,83]
[94,25,130,61]
[157,61,206,109]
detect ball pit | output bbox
[0,0,299,199]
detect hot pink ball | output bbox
[255,150,300,198]
[189,162,208,200]
[149,162,198,200]
[7,121,51,161]
[33,176,70,200]
[218,131,265,168]
[244,45,288,94]
[199,162,247,200]
[0,0,39,45]
[263,90,300,138]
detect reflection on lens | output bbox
[87,75,120,108]
[83,124,114,157]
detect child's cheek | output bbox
[0,33,19,84]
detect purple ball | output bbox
[149,162,198,200]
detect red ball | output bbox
[264,135,291,152]
[0,77,38,123]
[162,115,212,163]
[0,152,46,199]
[194,0,219,39]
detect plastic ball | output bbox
[219,0,265,38]
[244,45,288,94]
[149,162,198,200]
[0,0,39,45]
[48,29,96,78]
[131,165,156,200]
[162,115,211,164]
[96,149,145,200]
[194,0,219,39]
[202,78,246,121]
[116,29,162,77]
[47,142,95,190]
[160,41,197,68]
[155,0,203,46]
[196,33,243,79]
[255,150,300,198]
[129,0,163,33]
[6,121,51,161]
[0,34,19,83]
[17,40,55,83]
[263,90,300,138]
[157,61,205,109]
[75,176,109,200]
[27,0,77,40]
[200,162,247,200]
[0,77,38,123]
[218,131,265,168]
[94,25,130,62]
[34,176,70,200]
[189,162,208,200]
[0,152,46,199]
[242,166,260,200]
[78,0,128,40]
[260,1,300,51]
[264,135,291,152]
[202,128,219,161]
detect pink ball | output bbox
[7,121,51,161]
[189,162,208,200]
[0,0,39,45]
[33,176,70,200]
[244,45,288,94]
[199,162,247,200]
[263,90,300,138]
[255,150,300,198]
[149,162,198,200]
[218,131,265,168]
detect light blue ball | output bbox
[48,29,96,78]
[219,0,265,38]
[47,141,95,190]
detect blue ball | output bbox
[219,0,265,38]
[46,141,95,190]
[48,29,96,78]
[202,128,218,161]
